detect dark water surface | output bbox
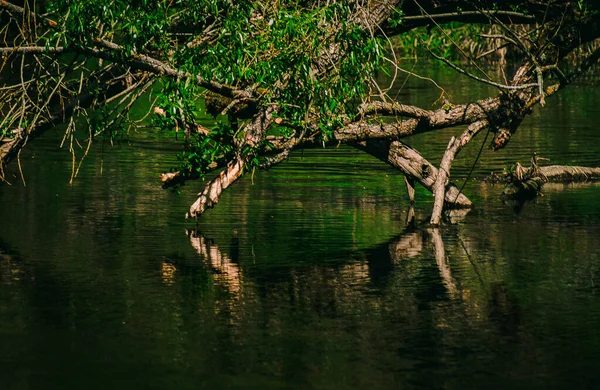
[2,64,600,389]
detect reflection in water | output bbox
[443,207,471,224]
[1,67,600,389]
[161,261,177,286]
[175,210,600,387]
[187,221,467,328]
[501,182,600,214]
[429,228,459,298]
[0,247,24,285]
[389,226,422,259]
[187,229,242,297]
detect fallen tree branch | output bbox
[355,140,472,208]
[497,161,600,200]
[186,158,245,219]
[186,106,276,218]
[431,120,488,225]
[334,97,506,144]
[538,165,600,182]
[357,101,432,119]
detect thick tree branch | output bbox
[431,120,488,225]
[355,140,472,208]
[333,97,501,143]
[357,101,432,119]
[186,106,276,218]
[186,158,245,219]
[4,0,600,224]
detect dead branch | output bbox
[0,0,58,28]
[355,140,472,208]
[357,101,432,119]
[0,46,66,55]
[186,158,246,219]
[431,120,488,225]
[186,106,276,218]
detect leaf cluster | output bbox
[39,0,390,174]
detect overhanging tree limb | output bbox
[3,0,600,223]
[355,140,473,208]
[186,106,276,218]
[0,0,58,27]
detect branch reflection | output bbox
[186,229,242,297]
[429,227,459,298]
[0,247,24,285]
[184,217,470,314]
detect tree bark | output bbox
[501,165,600,200]
[186,106,275,218]
[186,158,245,219]
[430,121,488,225]
[355,140,472,207]
[4,0,600,222]
[538,165,600,182]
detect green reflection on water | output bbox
[1,64,600,390]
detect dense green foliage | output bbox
[2,0,600,198]
[38,1,393,178]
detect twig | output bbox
[428,50,539,91]
[400,10,535,23]
[0,0,58,28]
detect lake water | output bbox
[1,63,600,389]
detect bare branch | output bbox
[428,50,539,91]
[186,158,245,219]
[357,101,432,119]
[0,46,66,55]
[0,0,58,28]
[431,121,488,226]
[355,140,472,207]
[186,106,276,218]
